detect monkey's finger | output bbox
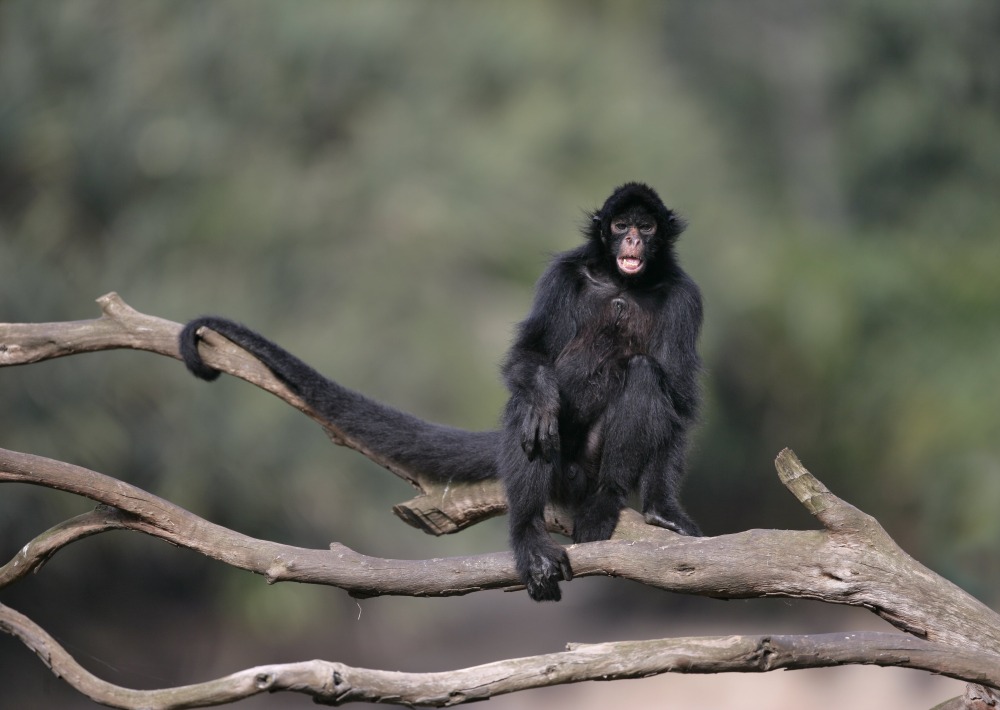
[544,414,560,451]
[520,414,541,459]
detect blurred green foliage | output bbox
[1,1,1000,704]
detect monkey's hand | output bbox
[520,400,561,464]
[518,365,561,462]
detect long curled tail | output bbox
[179,316,498,483]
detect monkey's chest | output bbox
[585,295,654,357]
[555,295,655,388]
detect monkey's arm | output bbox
[499,262,579,463]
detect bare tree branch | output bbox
[0,445,516,597]
[0,293,180,364]
[3,444,1000,655]
[1,601,997,709]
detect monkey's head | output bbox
[588,182,686,279]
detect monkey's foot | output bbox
[644,509,702,537]
[572,508,619,543]
[518,544,572,602]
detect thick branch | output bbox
[0,602,996,708]
[3,445,1000,655]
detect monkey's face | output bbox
[609,206,657,277]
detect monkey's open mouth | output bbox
[617,256,644,275]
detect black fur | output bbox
[179,182,702,602]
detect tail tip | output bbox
[179,318,222,382]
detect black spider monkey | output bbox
[179,182,702,602]
[497,182,702,600]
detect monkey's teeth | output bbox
[618,257,644,274]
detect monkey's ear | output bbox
[665,211,688,237]
[592,214,609,244]
[586,212,607,244]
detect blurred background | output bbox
[2,1,998,708]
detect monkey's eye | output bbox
[612,222,628,234]
[639,223,656,235]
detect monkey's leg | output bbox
[574,355,675,542]
[640,422,701,537]
[498,428,571,602]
